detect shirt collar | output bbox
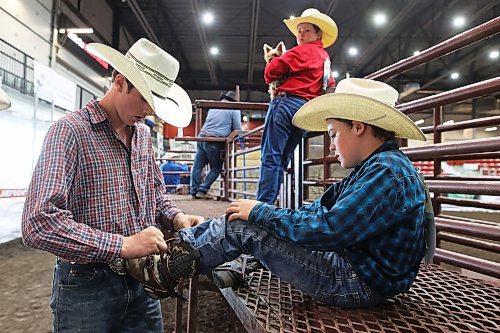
[86,99,109,125]
[354,139,400,171]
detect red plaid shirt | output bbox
[22,100,181,263]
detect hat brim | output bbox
[284,14,338,48]
[292,93,426,141]
[86,43,156,114]
[0,87,11,111]
[155,83,192,128]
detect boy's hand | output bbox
[173,213,205,230]
[225,199,259,221]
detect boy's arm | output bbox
[248,165,407,250]
[21,121,123,263]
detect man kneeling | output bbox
[128,78,432,308]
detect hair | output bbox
[111,70,135,92]
[312,24,321,33]
[335,118,396,141]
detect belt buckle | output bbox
[109,258,127,275]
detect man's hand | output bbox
[225,199,259,222]
[120,226,168,259]
[173,212,205,230]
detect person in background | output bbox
[160,152,189,193]
[257,8,337,204]
[190,90,242,199]
[126,78,433,309]
[21,39,204,332]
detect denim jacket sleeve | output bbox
[248,163,409,251]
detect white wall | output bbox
[0,0,106,98]
[0,0,53,65]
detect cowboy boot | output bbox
[126,240,201,300]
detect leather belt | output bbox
[276,91,306,101]
[57,258,127,275]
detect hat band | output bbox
[126,52,174,97]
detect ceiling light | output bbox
[489,50,499,59]
[332,71,339,78]
[443,120,455,125]
[413,50,421,56]
[450,72,459,80]
[453,16,465,28]
[59,28,94,34]
[289,15,296,19]
[202,12,214,25]
[373,13,387,26]
[485,126,498,132]
[415,119,425,125]
[348,47,358,56]
[210,47,219,55]
[243,115,248,122]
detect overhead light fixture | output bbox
[332,71,339,78]
[485,126,498,132]
[348,47,358,56]
[289,15,296,19]
[450,72,459,80]
[413,50,421,56]
[242,115,248,122]
[59,28,94,34]
[210,47,219,55]
[415,119,425,125]
[489,50,499,59]
[373,13,387,26]
[452,16,465,28]
[202,12,214,25]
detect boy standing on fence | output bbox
[257,8,337,204]
[127,78,432,308]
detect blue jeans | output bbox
[50,260,163,332]
[179,215,385,308]
[190,136,224,195]
[257,95,306,204]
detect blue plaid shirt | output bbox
[249,140,426,297]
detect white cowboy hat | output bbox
[162,152,180,160]
[0,87,11,111]
[86,38,192,128]
[292,78,426,141]
[284,8,338,48]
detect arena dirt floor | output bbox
[0,194,245,333]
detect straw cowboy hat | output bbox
[86,38,192,128]
[0,87,11,111]
[292,78,426,141]
[284,8,338,48]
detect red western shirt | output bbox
[264,40,335,101]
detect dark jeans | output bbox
[50,260,163,332]
[179,215,386,308]
[190,137,224,195]
[257,95,306,204]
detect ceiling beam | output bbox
[190,0,217,85]
[127,0,161,46]
[246,0,260,84]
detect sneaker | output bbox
[195,192,212,200]
[126,240,201,300]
